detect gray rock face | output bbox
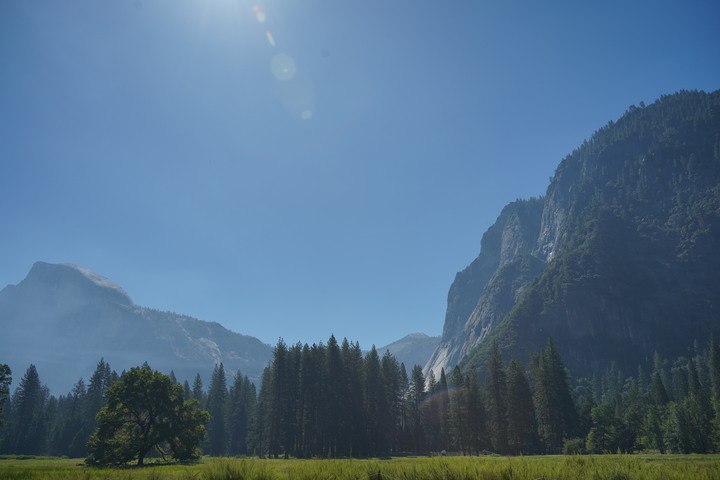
[428,90,720,378]
[0,262,272,394]
[424,198,544,377]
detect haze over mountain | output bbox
[0,262,273,394]
[376,333,440,372]
[426,90,720,379]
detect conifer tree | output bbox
[341,339,366,457]
[206,363,228,456]
[534,338,577,453]
[191,374,204,404]
[506,359,535,455]
[4,365,48,454]
[364,346,387,455]
[325,335,345,456]
[485,343,509,454]
[183,380,191,401]
[0,364,10,427]
[708,336,720,400]
[227,372,255,455]
[408,365,425,452]
[447,366,469,452]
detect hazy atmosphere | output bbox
[2,0,719,349]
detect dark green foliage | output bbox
[484,343,508,454]
[533,339,577,453]
[506,359,535,455]
[86,367,209,466]
[709,336,720,400]
[0,364,10,426]
[205,363,228,456]
[226,372,255,456]
[191,374,204,404]
[2,365,48,454]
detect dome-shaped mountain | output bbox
[0,262,272,394]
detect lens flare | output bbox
[252,5,266,23]
[265,31,276,47]
[301,110,313,120]
[271,53,296,81]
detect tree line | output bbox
[1,335,720,459]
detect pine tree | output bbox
[183,380,191,401]
[708,336,720,400]
[506,359,535,455]
[408,365,425,452]
[85,359,114,435]
[4,365,48,454]
[191,374,204,405]
[227,372,255,455]
[485,343,508,454]
[447,366,469,453]
[341,339,366,457]
[466,374,489,453]
[380,350,402,453]
[364,346,387,455]
[534,338,577,453]
[324,335,345,457]
[206,363,228,456]
[0,364,10,427]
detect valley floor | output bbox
[2,454,720,480]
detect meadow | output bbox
[2,455,720,480]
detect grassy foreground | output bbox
[1,455,720,480]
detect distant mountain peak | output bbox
[22,261,133,306]
[1,261,272,394]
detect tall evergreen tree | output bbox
[0,364,11,427]
[205,363,228,456]
[324,335,345,457]
[708,336,720,400]
[534,338,577,453]
[364,346,387,455]
[408,365,425,452]
[485,343,509,454]
[183,380,191,401]
[447,366,470,453]
[227,372,255,456]
[4,365,48,454]
[191,373,204,405]
[506,359,535,455]
[341,339,366,457]
[85,359,114,434]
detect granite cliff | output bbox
[427,90,720,378]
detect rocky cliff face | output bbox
[424,198,544,376]
[0,262,273,393]
[427,90,720,377]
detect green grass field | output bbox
[2,455,720,480]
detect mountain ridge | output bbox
[0,261,273,394]
[427,89,720,378]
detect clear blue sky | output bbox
[1,1,718,350]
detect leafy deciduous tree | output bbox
[86,367,209,466]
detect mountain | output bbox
[377,333,440,370]
[0,262,273,394]
[426,89,720,378]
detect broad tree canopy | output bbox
[86,366,209,466]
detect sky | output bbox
[1,0,719,350]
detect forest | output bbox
[1,334,719,460]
